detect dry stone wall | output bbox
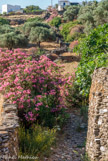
[86,67,108,161]
[0,96,19,161]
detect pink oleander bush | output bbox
[0,49,73,127]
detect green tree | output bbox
[0,25,14,34]
[63,5,80,21]
[78,0,108,34]
[78,1,97,34]
[23,21,50,36]
[0,17,9,25]
[24,5,42,13]
[29,27,55,48]
[55,4,58,9]
[0,31,28,50]
[50,17,61,28]
[93,0,108,26]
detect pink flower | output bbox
[0,49,73,124]
[37,95,42,99]
[35,108,40,111]
[36,102,43,106]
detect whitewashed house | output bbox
[58,0,70,11]
[2,4,21,14]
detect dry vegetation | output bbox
[58,52,79,75]
[41,42,60,51]
[2,14,43,21]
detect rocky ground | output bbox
[41,43,87,161]
[44,109,87,161]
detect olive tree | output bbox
[63,5,80,21]
[78,0,108,34]
[78,2,97,33]
[0,32,28,50]
[93,0,108,26]
[0,25,14,34]
[29,27,55,48]
[23,21,50,36]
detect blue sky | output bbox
[0,0,82,11]
[0,0,101,12]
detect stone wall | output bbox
[0,96,19,161]
[86,67,108,161]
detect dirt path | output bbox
[43,50,87,161]
[44,109,87,161]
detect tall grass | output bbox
[18,125,56,161]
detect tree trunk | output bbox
[37,42,41,48]
[9,47,12,50]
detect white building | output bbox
[2,4,21,14]
[58,0,70,11]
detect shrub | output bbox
[60,21,79,42]
[69,40,79,51]
[3,12,7,16]
[66,32,85,42]
[19,125,56,160]
[9,11,15,15]
[0,17,9,25]
[26,17,43,22]
[0,49,72,127]
[36,48,45,56]
[74,24,108,99]
[50,17,61,28]
[66,24,108,108]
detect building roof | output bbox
[58,0,70,2]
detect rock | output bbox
[44,112,87,161]
[86,67,108,161]
[0,137,2,143]
[0,102,19,159]
[48,54,59,61]
[51,47,68,55]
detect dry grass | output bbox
[57,52,79,75]
[61,61,78,75]
[3,14,43,20]
[41,42,60,51]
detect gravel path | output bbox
[44,110,87,161]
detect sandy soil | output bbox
[41,42,60,51]
[57,52,80,75]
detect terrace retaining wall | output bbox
[0,95,19,161]
[86,67,108,161]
